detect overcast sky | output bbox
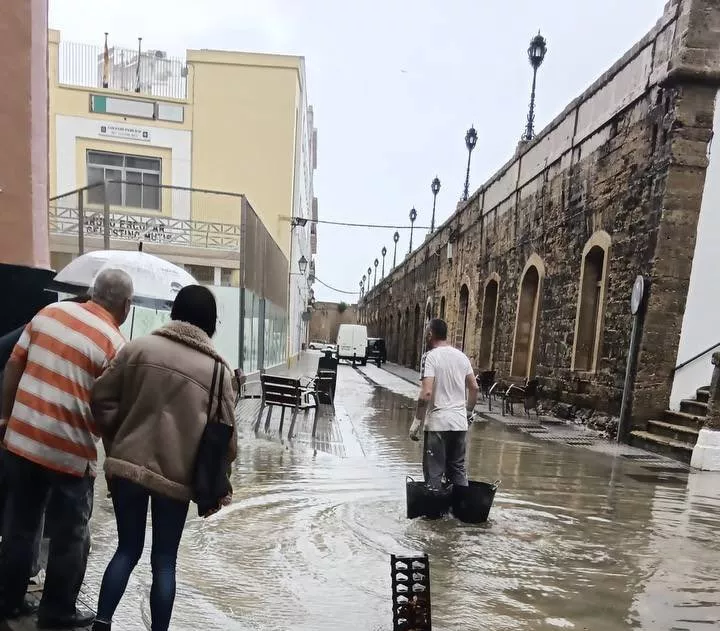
[50,0,667,302]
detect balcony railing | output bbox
[58,40,188,100]
[49,205,241,251]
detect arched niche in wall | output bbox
[510,254,546,378]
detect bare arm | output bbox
[415,376,435,420]
[466,372,479,414]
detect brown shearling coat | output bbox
[91,320,237,502]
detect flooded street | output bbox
[83,361,720,630]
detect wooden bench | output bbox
[254,374,319,438]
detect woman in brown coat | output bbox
[89,285,236,631]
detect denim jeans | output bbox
[96,477,189,631]
[0,451,93,618]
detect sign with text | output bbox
[99,123,151,142]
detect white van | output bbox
[336,324,368,365]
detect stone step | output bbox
[696,387,710,404]
[629,430,693,464]
[646,420,699,445]
[663,409,706,430]
[679,399,709,417]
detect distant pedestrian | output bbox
[0,271,133,628]
[409,319,479,489]
[90,285,237,631]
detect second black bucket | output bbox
[406,476,453,519]
[451,480,499,524]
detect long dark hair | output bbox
[171,285,217,337]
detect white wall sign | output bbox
[99,123,152,142]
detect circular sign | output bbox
[631,275,645,315]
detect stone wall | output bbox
[360,0,720,426]
[309,301,358,343]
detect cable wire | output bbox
[312,219,432,230]
[314,276,361,295]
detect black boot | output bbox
[92,620,111,631]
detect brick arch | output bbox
[510,253,546,378]
[572,230,611,373]
[478,272,501,370]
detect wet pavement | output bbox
[71,354,720,630]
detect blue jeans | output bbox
[96,477,189,631]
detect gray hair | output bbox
[91,268,134,311]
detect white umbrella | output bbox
[49,250,197,310]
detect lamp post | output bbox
[430,176,441,233]
[373,258,379,287]
[359,280,364,299]
[409,207,417,253]
[393,231,400,268]
[463,126,478,202]
[381,246,387,278]
[367,267,372,289]
[522,32,548,142]
[290,255,308,276]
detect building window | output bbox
[572,232,611,372]
[478,277,500,370]
[221,267,239,287]
[185,264,214,285]
[86,150,161,210]
[511,255,545,378]
[457,285,470,351]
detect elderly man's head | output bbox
[91,268,134,325]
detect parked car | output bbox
[367,338,387,365]
[309,340,325,350]
[322,343,337,355]
[336,324,368,365]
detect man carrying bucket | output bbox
[409,318,479,489]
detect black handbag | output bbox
[193,360,234,517]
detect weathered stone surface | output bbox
[360,0,720,427]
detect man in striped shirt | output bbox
[0,269,133,628]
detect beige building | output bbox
[47,30,318,368]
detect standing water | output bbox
[82,364,720,630]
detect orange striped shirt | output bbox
[3,301,125,477]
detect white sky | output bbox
[50,0,668,301]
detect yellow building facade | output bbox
[47,30,318,367]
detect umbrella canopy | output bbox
[49,250,198,310]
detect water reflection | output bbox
[83,365,720,630]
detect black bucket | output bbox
[406,476,453,520]
[451,480,500,524]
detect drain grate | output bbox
[563,438,595,446]
[621,454,661,461]
[641,464,690,474]
[526,428,550,434]
[391,555,431,631]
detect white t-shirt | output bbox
[423,345,474,432]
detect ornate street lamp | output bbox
[368,267,372,289]
[381,246,387,278]
[298,255,308,275]
[430,176,441,233]
[409,207,418,253]
[463,126,478,202]
[373,258,379,287]
[359,279,364,298]
[522,32,548,142]
[393,231,400,267]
